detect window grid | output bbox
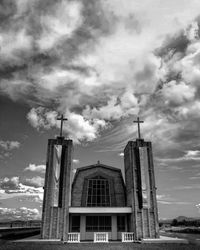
[86,177,111,207]
[86,216,111,231]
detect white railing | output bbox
[122,232,134,242]
[67,233,80,243]
[94,232,109,242]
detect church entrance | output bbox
[70,214,127,241]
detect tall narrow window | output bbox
[86,176,111,207]
[138,147,150,208]
[71,216,80,232]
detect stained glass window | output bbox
[86,176,111,207]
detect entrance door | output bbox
[85,216,111,240]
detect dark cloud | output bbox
[0,0,117,110]
[135,63,156,84]
[0,0,200,150]
[0,64,28,79]
[156,31,190,58]
[0,0,17,26]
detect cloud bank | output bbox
[1,0,200,155]
[24,164,46,174]
[0,176,44,194]
[0,207,40,221]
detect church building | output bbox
[41,117,159,242]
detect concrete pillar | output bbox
[125,215,128,231]
[80,215,86,241]
[124,139,159,239]
[111,215,117,241]
[41,137,73,240]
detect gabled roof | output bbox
[76,162,121,173]
[72,162,122,186]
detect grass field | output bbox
[0,241,199,250]
[0,229,200,250]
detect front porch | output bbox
[69,207,132,241]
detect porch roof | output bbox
[69,207,132,214]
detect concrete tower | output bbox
[41,116,73,241]
[124,118,159,240]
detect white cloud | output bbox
[37,1,83,51]
[24,164,46,174]
[27,107,57,130]
[0,176,44,197]
[67,112,109,143]
[185,150,200,158]
[0,29,33,62]
[104,0,200,37]
[27,107,109,143]
[175,101,200,119]
[22,176,44,188]
[161,81,196,105]
[0,207,40,220]
[0,177,20,191]
[158,150,200,163]
[157,194,191,205]
[196,203,200,213]
[1,0,200,161]
[0,140,20,150]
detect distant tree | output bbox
[171,219,178,226]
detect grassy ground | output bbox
[0,228,40,240]
[0,241,199,250]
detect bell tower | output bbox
[124,117,159,239]
[41,116,73,241]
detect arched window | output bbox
[86,176,111,207]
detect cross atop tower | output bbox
[133,117,144,139]
[57,115,68,138]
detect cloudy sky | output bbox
[1,0,200,221]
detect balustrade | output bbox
[67,233,80,243]
[122,232,134,242]
[94,232,109,242]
